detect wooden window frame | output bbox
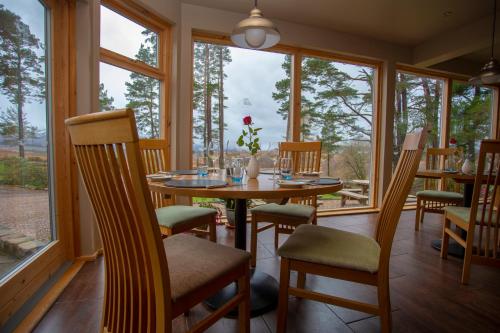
[99,0,172,169]
[0,0,76,326]
[190,32,383,214]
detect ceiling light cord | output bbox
[492,0,497,58]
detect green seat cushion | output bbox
[444,206,498,224]
[416,190,463,201]
[278,224,380,273]
[156,205,217,229]
[250,203,315,219]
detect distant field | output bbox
[0,146,47,160]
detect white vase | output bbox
[462,158,473,175]
[247,156,260,179]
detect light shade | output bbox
[231,8,280,49]
[469,58,500,85]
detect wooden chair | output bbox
[139,139,217,241]
[276,129,428,333]
[66,109,250,333]
[250,141,321,267]
[415,147,464,231]
[441,140,500,284]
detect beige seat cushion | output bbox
[278,224,380,273]
[251,203,315,219]
[416,190,463,201]
[164,234,250,302]
[444,206,498,225]
[156,205,216,229]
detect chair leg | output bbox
[415,199,421,231]
[277,258,291,333]
[440,216,450,259]
[274,224,279,250]
[238,265,250,333]
[209,216,217,242]
[377,278,392,333]
[250,215,258,267]
[297,272,306,289]
[461,236,474,285]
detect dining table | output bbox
[149,172,343,316]
[415,169,476,257]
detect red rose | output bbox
[243,116,252,125]
[449,138,457,145]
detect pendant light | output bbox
[469,0,500,85]
[231,0,280,49]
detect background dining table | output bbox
[415,169,476,257]
[149,173,343,316]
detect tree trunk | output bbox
[203,44,212,156]
[16,53,25,158]
[218,47,224,168]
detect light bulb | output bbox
[244,28,266,48]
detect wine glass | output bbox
[207,141,220,172]
[268,143,279,182]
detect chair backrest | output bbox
[66,109,171,333]
[375,128,428,273]
[139,139,173,208]
[467,140,500,260]
[279,141,322,174]
[139,139,169,175]
[279,141,322,206]
[425,147,461,191]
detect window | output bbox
[394,71,444,199]
[191,41,290,167]
[301,56,376,210]
[450,82,493,163]
[99,1,169,143]
[0,0,52,280]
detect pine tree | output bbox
[0,4,45,158]
[99,83,115,111]
[0,106,39,138]
[125,30,159,138]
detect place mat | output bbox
[315,178,341,185]
[172,169,198,175]
[164,179,228,188]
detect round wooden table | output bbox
[149,174,343,316]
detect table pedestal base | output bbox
[431,239,465,258]
[204,270,279,318]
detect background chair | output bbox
[139,138,217,241]
[67,109,250,333]
[276,128,428,333]
[250,141,321,267]
[441,140,500,284]
[415,147,464,231]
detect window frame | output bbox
[0,0,76,325]
[99,0,172,168]
[190,31,383,214]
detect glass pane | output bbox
[100,5,158,68]
[0,0,52,280]
[450,82,493,165]
[301,56,375,210]
[99,62,160,138]
[394,72,444,201]
[191,42,290,169]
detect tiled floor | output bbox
[33,211,500,332]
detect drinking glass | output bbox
[269,143,279,182]
[229,158,244,184]
[280,157,293,180]
[207,141,220,171]
[197,156,208,177]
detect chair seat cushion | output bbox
[277,224,380,273]
[164,234,250,301]
[416,190,463,201]
[444,206,498,224]
[250,203,315,219]
[156,205,216,229]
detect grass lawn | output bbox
[318,193,341,200]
